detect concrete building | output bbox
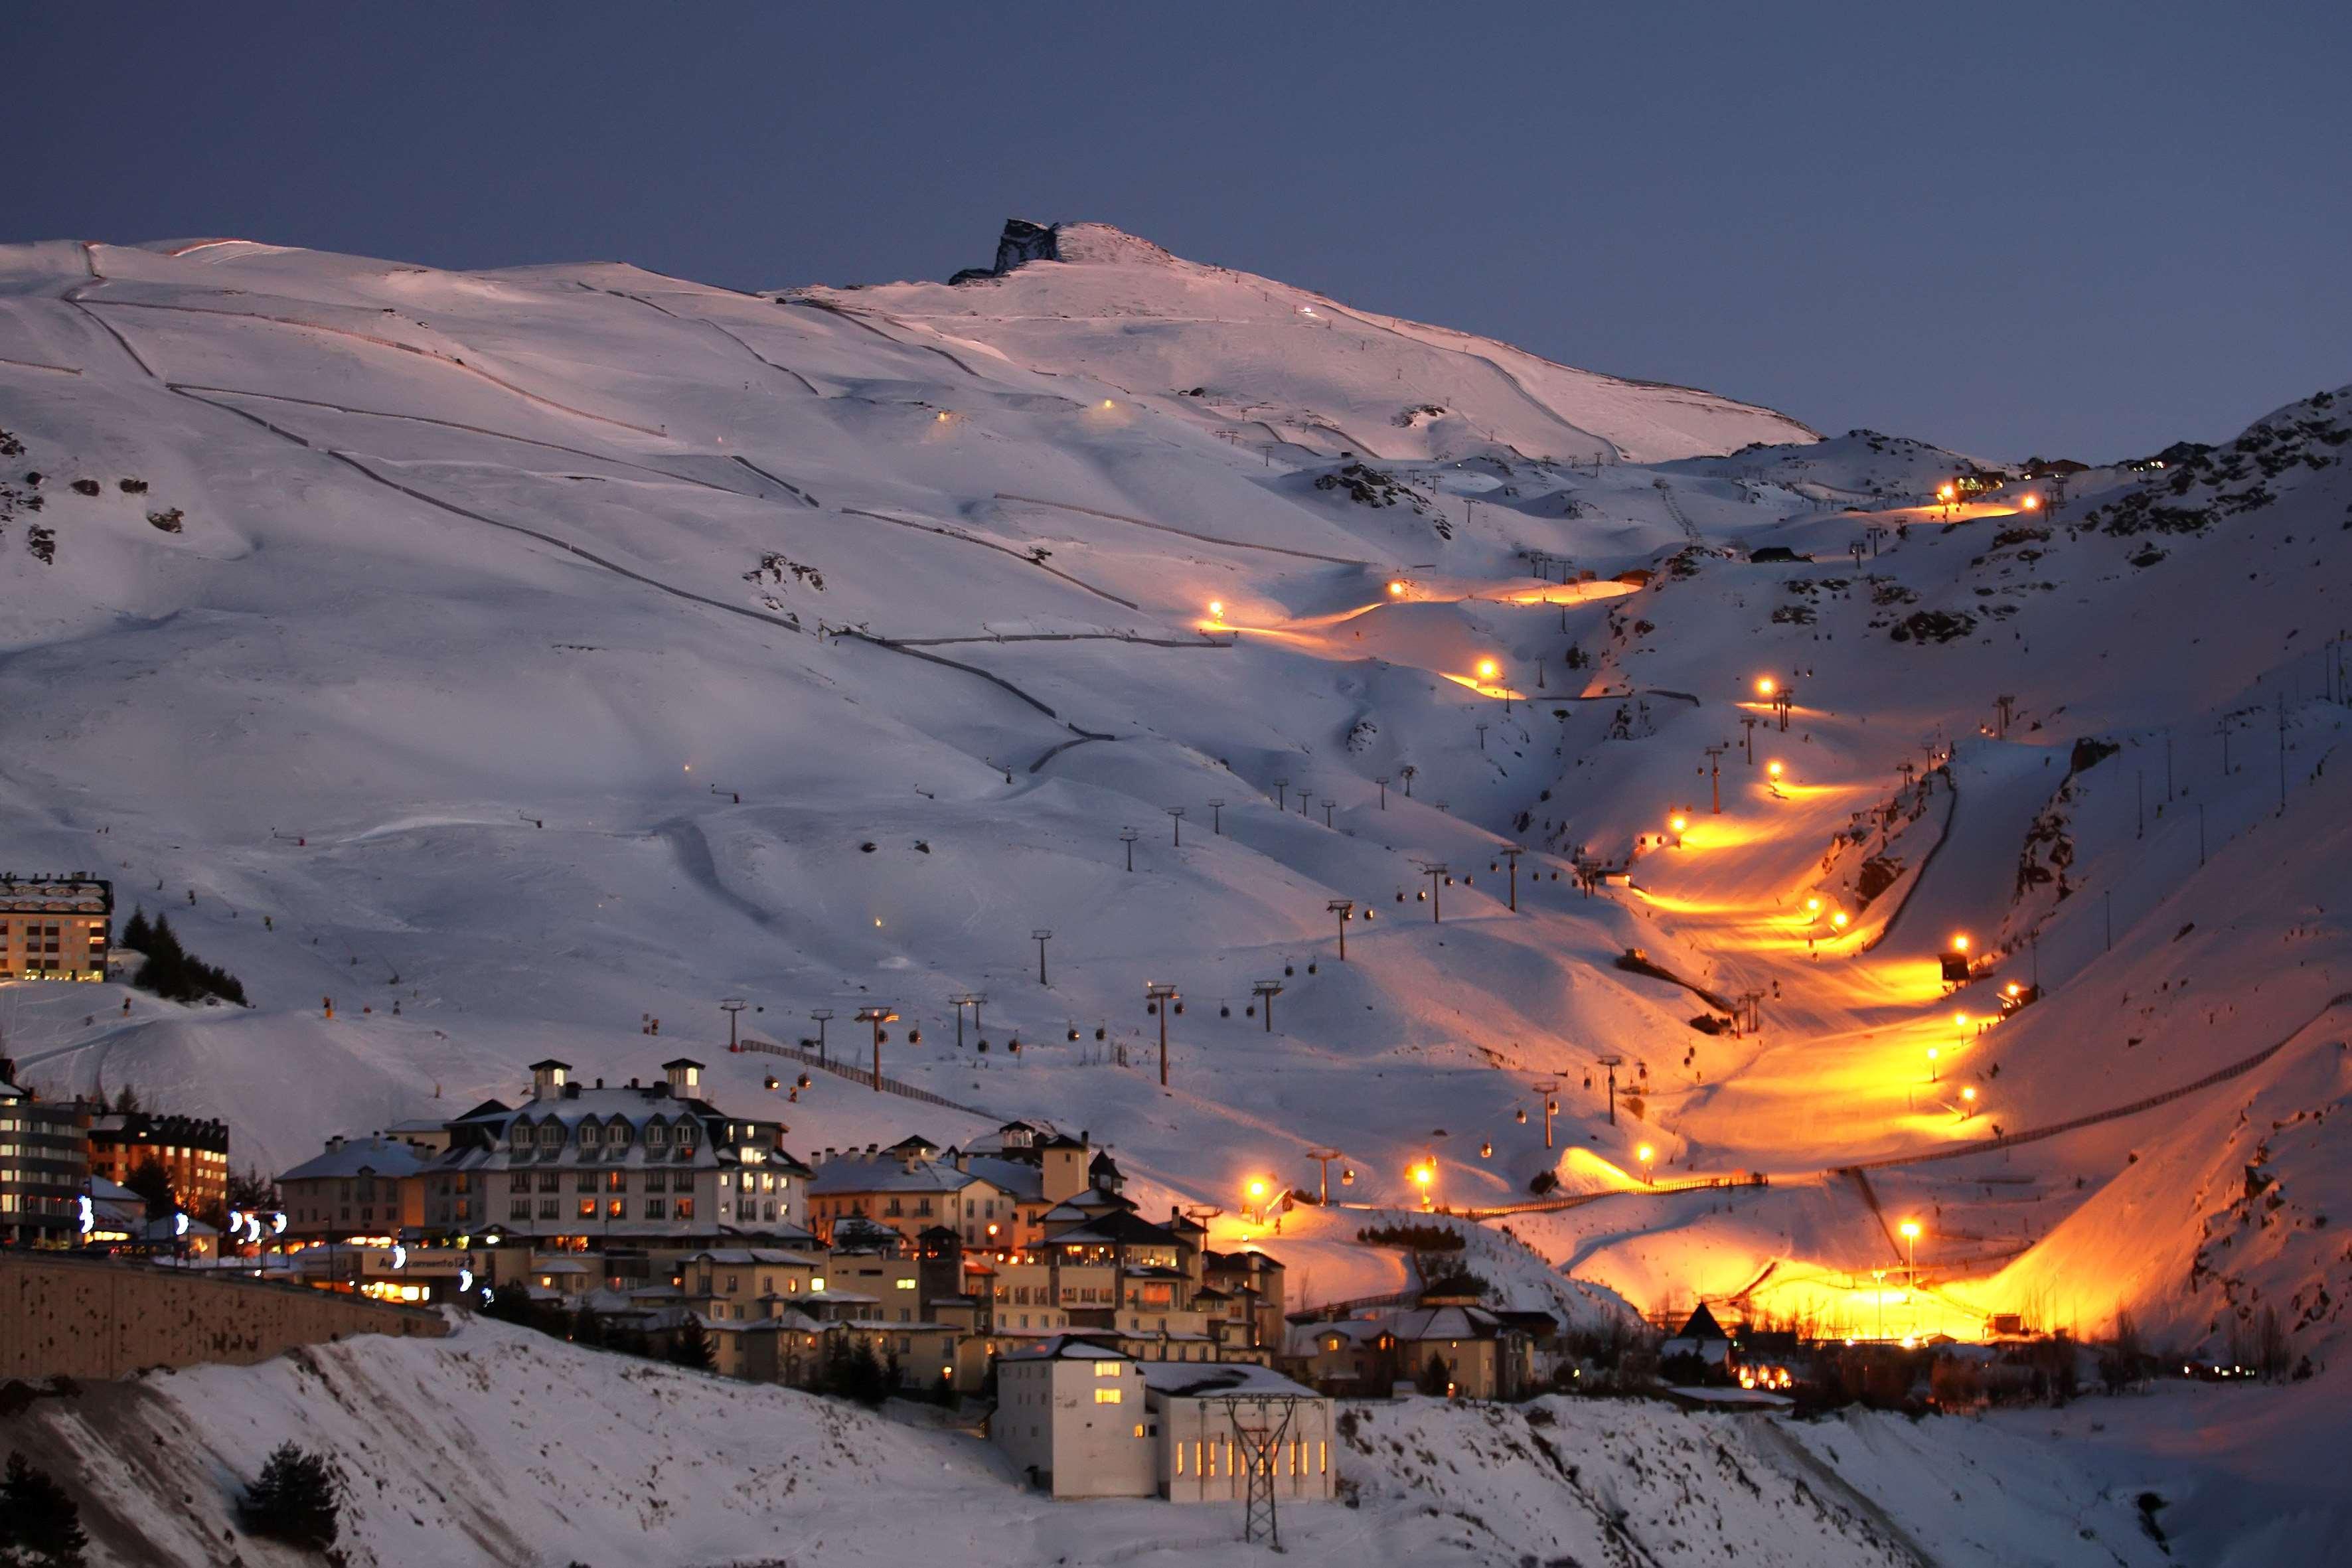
[1286,1291,1548,1400]
[424,1058,810,1245]
[277,1134,430,1241]
[1141,1360,1335,1505]
[0,874,111,982]
[82,1109,230,1217]
[0,1059,88,1246]
[807,1148,1009,1247]
[993,1336,1156,1498]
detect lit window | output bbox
[1093,1387,1121,1405]
[1132,1423,1146,1439]
[1091,1360,1121,1377]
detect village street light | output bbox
[855,1006,899,1091]
[1328,899,1354,961]
[1409,1158,1437,1211]
[1668,814,1689,848]
[1636,1144,1656,1185]
[1033,929,1053,986]
[1146,982,1180,1088]
[1899,1219,1922,1285]
[1243,1176,1271,1224]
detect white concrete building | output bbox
[992,1336,1155,1498]
[1140,1361,1335,1505]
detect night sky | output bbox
[12,2,2345,460]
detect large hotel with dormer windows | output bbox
[420,1058,813,1245]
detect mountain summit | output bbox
[806,217,1819,465]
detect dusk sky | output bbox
[13,1,2346,459]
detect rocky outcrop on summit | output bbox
[949,217,1063,284]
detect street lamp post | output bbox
[1145,982,1179,1088]
[1327,898,1354,961]
[1033,929,1053,986]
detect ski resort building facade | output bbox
[992,1337,1334,1504]
[0,1060,88,1247]
[0,873,112,982]
[80,1109,231,1218]
[423,1058,811,1246]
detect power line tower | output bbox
[1230,1397,1304,1549]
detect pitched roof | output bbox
[998,1334,1131,1363]
[279,1137,430,1184]
[807,1154,980,1196]
[1676,1303,1730,1341]
[1137,1362,1320,1400]
[1046,1210,1180,1249]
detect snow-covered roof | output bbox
[807,1154,979,1196]
[1137,1362,1321,1401]
[280,1137,430,1183]
[689,1247,821,1267]
[998,1334,1130,1363]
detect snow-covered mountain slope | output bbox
[3,221,2351,1433]
[800,219,1819,465]
[0,1313,2175,1568]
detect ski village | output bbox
[0,207,2347,1568]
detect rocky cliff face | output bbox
[948,216,1062,283]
